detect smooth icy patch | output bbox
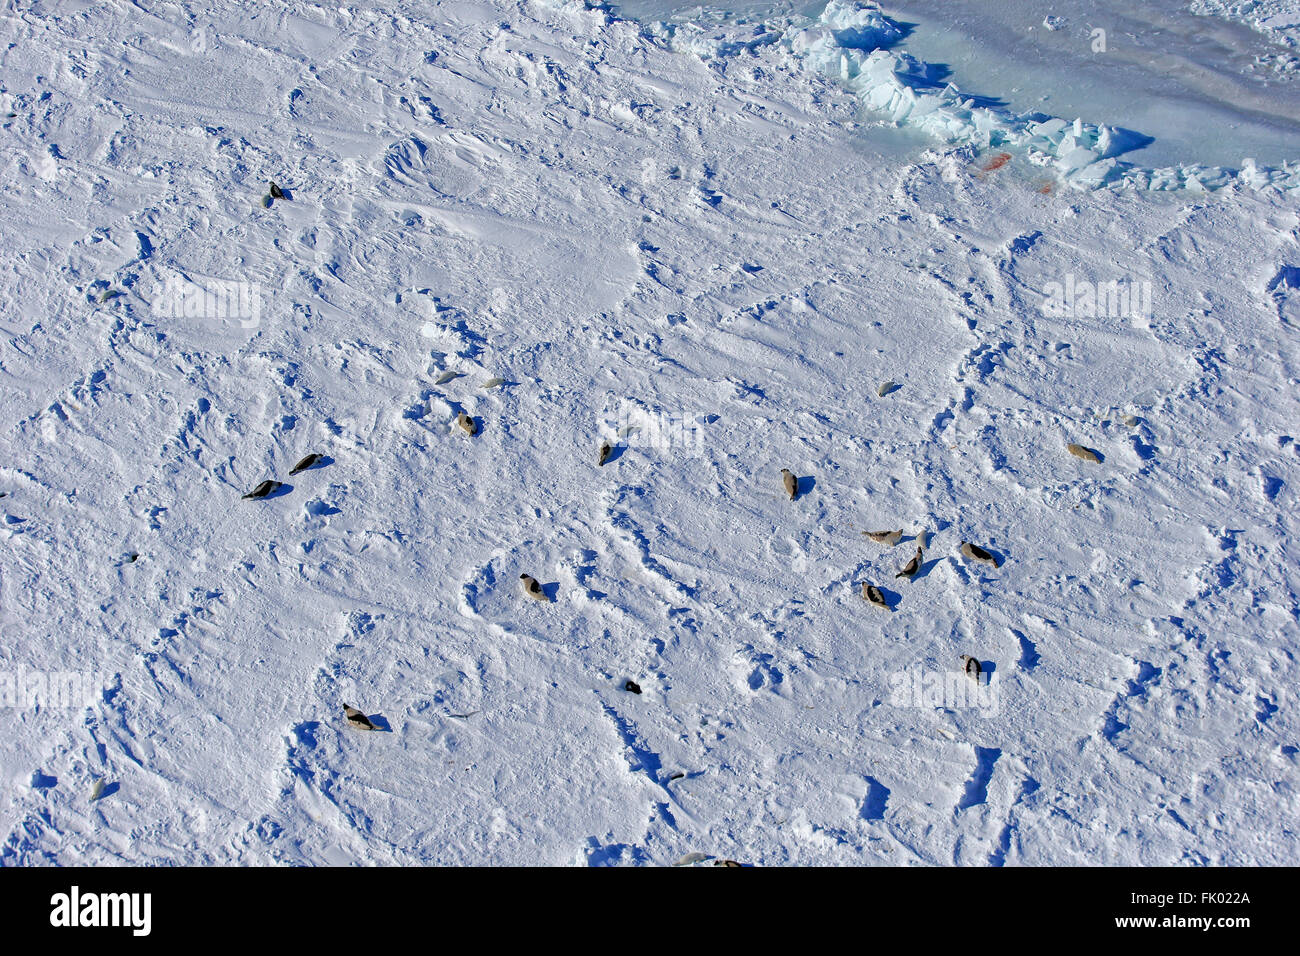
[879,0,1300,168]
[620,0,1300,191]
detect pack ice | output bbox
[0,0,1297,866]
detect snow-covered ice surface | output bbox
[0,0,1298,865]
[1193,0,1300,47]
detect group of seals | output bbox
[241,452,326,500]
[856,529,1000,676]
[503,459,999,689]
[857,539,923,609]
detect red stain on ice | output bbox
[981,152,1012,172]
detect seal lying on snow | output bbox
[960,541,1000,568]
[289,453,323,476]
[343,705,378,730]
[863,529,902,546]
[895,546,922,579]
[242,480,282,500]
[860,583,890,610]
[520,574,548,602]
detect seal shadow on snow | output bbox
[873,584,902,608]
[1261,472,1284,501]
[956,747,1000,812]
[93,781,121,802]
[1011,628,1041,670]
[1265,264,1299,295]
[910,556,943,581]
[974,544,1009,569]
[357,713,393,732]
[860,775,891,821]
[667,769,706,786]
